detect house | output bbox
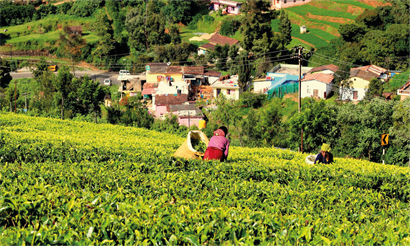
[141,82,159,99]
[198,33,239,55]
[204,70,222,85]
[307,64,339,75]
[211,75,240,100]
[154,93,189,118]
[145,63,169,83]
[68,26,82,35]
[397,79,410,101]
[213,0,243,15]
[301,73,334,99]
[169,104,204,128]
[118,73,146,97]
[340,65,386,101]
[104,94,112,107]
[271,0,311,9]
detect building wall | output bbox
[146,73,184,83]
[253,81,272,93]
[198,49,206,56]
[339,77,370,101]
[155,105,168,118]
[301,80,332,99]
[179,117,202,128]
[213,87,240,100]
[271,0,311,9]
[214,3,241,14]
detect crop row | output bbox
[287,5,357,20]
[1,113,409,244]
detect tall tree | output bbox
[53,66,73,120]
[58,26,86,76]
[0,58,12,89]
[364,77,383,100]
[78,75,106,123]
[238,51,252,91]
[278,10,292,47]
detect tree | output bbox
[338,24,366,43]
[333,62,353,99]
[355,9,382,30]
[278,10,292,46]
[238,51,251,91]
[163,0,195,24]
[364,77,383,100]
[168,24,181,44]
[0,58,12,89]
[58,26,86,76]
[5,82,19,112]
[212,94,244,147]
[53,66,73,120]
[387,98,410,166]
[126,1,166,52]
[78,75,106,123]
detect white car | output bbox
[104,79,112,86]
[119,70,130,76]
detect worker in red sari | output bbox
[203,126,230,162]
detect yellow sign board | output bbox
[381,134,389,146]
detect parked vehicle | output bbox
[119,70,130,75]
[104,79,112,86]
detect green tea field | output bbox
[0,113,409,244]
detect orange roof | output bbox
[308,64,339,74]
[352,65,386,77]
[302,73,334,84]
[208,33,239,46]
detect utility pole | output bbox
[10,43,13,61]
[23,92,28,110]
[14,80,17,114]
[293,45,311,153]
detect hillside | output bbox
[1,113,409,244]
[272,0,388,49]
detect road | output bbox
[10,70,122,86]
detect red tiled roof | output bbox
[184,66,204,75]
[204,70,222,77]
[166,66,183,74]
[199,43,216,50]
[302,73,334,84]
[308,64,339,74]
[141,88,156,95]
[350,69,378,81]
[208,33,239,46]
[352,65,386,77]
[143,83,158,89]
[155,94,189,106]
[398,78,410,91]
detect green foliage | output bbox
[0,58,12,88]
[364,78,383,100]
[219,18,240,37]
[287,5,357,20]
[0,4,36,27]
[278,10,292,46]
[69,0,103,17]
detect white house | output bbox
[397,79,410,101]
[301,73,334,99]
[213,0,243,15]
[340,65,386,101]
[271,0,311,9]
[211,75,240,100]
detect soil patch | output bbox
[346,5,365,15]
[358,0,391,8]
[306,13,354,24]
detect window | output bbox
[284,0,287,3]
[307,88,310,93]
[294,0,296,2]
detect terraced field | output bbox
[281,0,387,48]
[1,113,409,244]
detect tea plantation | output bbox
[0,113,409,244]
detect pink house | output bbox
[154,94,189,118]
[271,0,311,9]
[213,0,243,15]
[170,104,204,128]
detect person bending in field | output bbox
[203,126,230,162]
[314,143,334,164]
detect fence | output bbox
[267,81,299,99]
